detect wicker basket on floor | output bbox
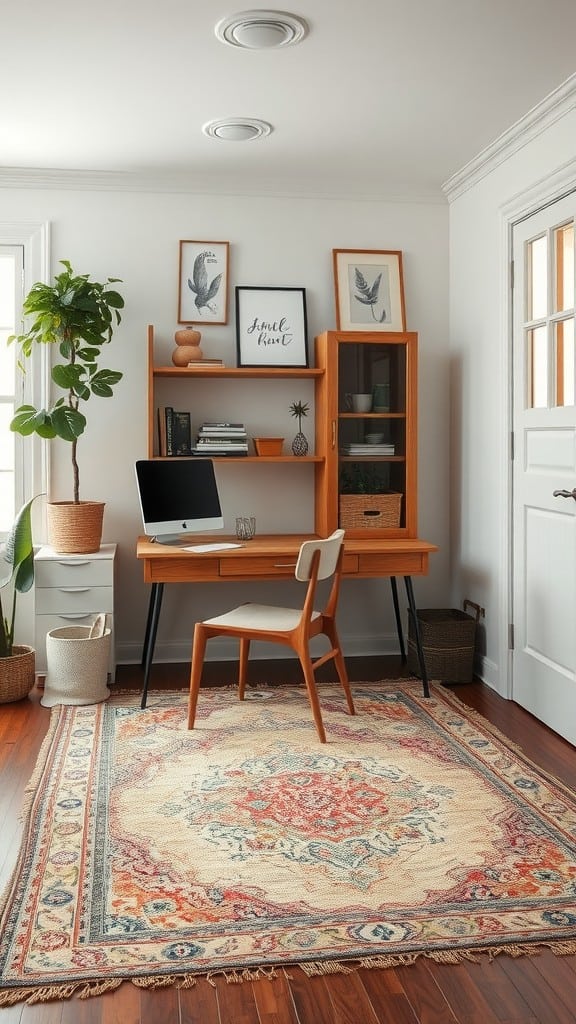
[339,492,402,530]
[407,608,478,684]
[0,646,36,704]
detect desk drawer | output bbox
[35,585,114,614]
[35,557,114,588]
[220,552,359,578]
[358,551,426,575]
[220,555,298,577]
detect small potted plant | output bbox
[289,400,309,456]
[0,497,38,703]
[9,261,124,553]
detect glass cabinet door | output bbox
[315,331,417,539]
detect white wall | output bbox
[448,105,576,694]
[1,185,450,664]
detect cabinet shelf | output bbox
[339,412,406,420]
[153,366,323,380]
[153,455,323,463]
[339,455,406,463]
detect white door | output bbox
[512,196,576,743]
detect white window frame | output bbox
[0,221,50,539]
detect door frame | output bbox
[500,159,576,699]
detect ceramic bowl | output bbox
[365,433,385,444]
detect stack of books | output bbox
[158,407,192,456]
[186,358,225,367]
[341,442,396,456]
[193,422,249,456]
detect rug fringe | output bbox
[2,940,576,1006]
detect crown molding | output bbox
[0,166,446,205]
[442,73,576,203]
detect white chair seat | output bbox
[188,529,355,742]
[205,603,321,631]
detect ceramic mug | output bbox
[345,393,372,413]
[372,383,390,412]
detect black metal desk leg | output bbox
[404,576,430,698]
[389,576,406,661]
[141,582,164,709]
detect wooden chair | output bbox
[187,529,355,742]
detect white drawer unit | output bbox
[34,543,117,681]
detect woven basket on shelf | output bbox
[47,501,105,554]
[0,645,35,704]
[339,493,402,530]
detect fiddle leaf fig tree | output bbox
[8,260,124,503]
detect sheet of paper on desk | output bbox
[183,542,243,553]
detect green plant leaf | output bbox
[51,405,86,440]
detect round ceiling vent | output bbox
[202,118,273,142]
[215,10,308,49]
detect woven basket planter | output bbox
[47,501,105,554]
[339,493,402,530]
[0,645,35,704]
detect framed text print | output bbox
[235,286,308,367]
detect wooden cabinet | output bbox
[314,331,418,539]
[146,326,418,541]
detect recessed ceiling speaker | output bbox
[202,118,273,142]
[215,10,308,49]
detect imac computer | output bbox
[135,458,224,544]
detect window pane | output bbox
[529,326,548,408]
[0,247,22,533]
[556,317,575,407]
[528,235,547,320]
[0,327,14,397]
[554,223,574,313]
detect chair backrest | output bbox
[295,529,344,582]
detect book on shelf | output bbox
[342,444,395,455]
[198,432,246,439]
[161,406,175,456]
[157,406,169,456]
[172,410,192,456]
[187,359,225,366]
[200,422,245,432]
[192,446,248,456]
[196,437,248,446]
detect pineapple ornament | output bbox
[289,400,309,456]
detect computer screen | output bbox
[135,459,224,544]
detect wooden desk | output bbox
[136,534,438,708]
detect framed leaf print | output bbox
[333,249,406,332]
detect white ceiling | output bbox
[4,1,576,198]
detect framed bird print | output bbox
[178,240,230,324]
[332,249,406,332]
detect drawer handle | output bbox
[274,562,297,568]
[58,613,93,620]
[58,587,92,593]
[57,560,91,566]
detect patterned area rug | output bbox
[2,683,576,1006]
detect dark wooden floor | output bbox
[2,656,576,1022]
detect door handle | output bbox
[553,488,576,501]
